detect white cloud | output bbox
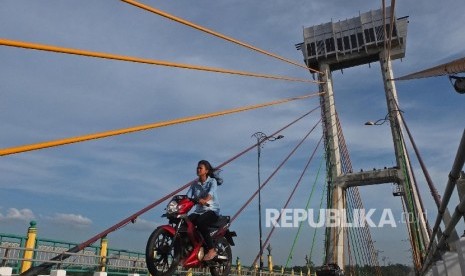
[0,208,35,222]
[47,213,92,228]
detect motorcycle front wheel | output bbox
[209,237,232,276]
[146,227,180,276]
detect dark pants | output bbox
[188,211,218,250]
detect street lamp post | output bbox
[251,132,284,272]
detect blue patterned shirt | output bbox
[187,176,220,215]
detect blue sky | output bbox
[1,0,465,268]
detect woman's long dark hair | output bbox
[198,160,223,185]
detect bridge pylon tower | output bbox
[297,6,438,272]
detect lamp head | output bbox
[452,76,465,94]
[449,75,465,94]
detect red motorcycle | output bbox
[146,195,237,276]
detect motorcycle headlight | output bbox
[166,200,179,214]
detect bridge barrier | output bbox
[0,221,146,275]
[420,130,465,275]
[0,243,146,275]
[1,222,305,276]
[424,234,465,275]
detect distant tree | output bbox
[344,263,413,276]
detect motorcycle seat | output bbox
[210,215,230,228]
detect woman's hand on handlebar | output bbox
[198,198,209,206]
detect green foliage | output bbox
[344,263,413,276]
[270,263,413,276]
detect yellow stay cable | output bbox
[121,0,321,74]
[0,92,323,156]
[0,39,319,84]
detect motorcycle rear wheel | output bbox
[146,227,180,276]
[209,237,232,276]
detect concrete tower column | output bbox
[379,52,431,266]
[319,63,345,267]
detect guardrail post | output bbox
[50,269,66,276]
[94,237,107,276]
[99,237,108,272]
[1,246,10,268]
[236,257,242,276]
[268,254,273,275]
[443,251,461,275]
[456,236,465,274]
[20,221,37,273]
[0,267,13,276]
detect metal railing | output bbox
[0,233,146,275]
[1,230,313,276]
